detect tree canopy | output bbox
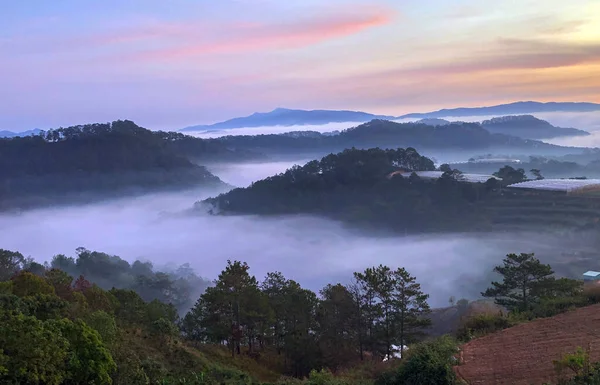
[0,120,266,210]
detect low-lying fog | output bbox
[205,160,311,188]
[187,111,600,149]
[0,161,585,308]
[188,122,362,138]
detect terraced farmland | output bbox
[479,190,600,230]
[455,304,600,384]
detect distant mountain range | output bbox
[213,119,585,160]
[181,108,396,131]
[400,101,600,119]
[416,115,589,140]
[480,115,589,140]
[182,101,600,135]
[0,128,42,138]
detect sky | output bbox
[1,0,600,131]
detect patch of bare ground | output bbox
[455,304,600,384]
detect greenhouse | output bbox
[507,179,600,194]
[397,171,500,183]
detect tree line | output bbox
[0,246,438,384]
[0,120,251,210]
[0,120,262,177]
[3,246,600,384]
[200,148,502,232]
[182,261,431,377]
[2,248,209,315]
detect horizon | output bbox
[3,99,600,134]
[2,1,599,131]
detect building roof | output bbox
[399,171,500,183]
[507,179,600,193]
[583,271,600,277]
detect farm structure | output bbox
[507,179,600,196]
[583,271,600,282]
[455,304,600,385]
[394,170,500,183]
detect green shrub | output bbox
[376,336,458,385]
[456,313,512,341]
[11,271,55,297]
[85,310,118,345]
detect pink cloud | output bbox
[126,9,393,61]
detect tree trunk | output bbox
[400,309,405,359]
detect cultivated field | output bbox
[455,304,600,384]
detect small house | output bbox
[583,271,600,281]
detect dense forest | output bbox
[212,119,577,157]
[0,120,266,210]
[2,246,600,384]
[200,147,600,234]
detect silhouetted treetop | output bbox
[0,119,263,178]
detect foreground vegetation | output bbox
[4,246,600,384]
[0,246,446,384]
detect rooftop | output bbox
[507,179,600,193]
[584,271,600,277]
[399,171,500,183]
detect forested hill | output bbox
[0,120,259,210]
[199,147,600,234]
[198,147,479,232]
[480,115,589,140]
[212,119,573,157]
[0,120,263,175]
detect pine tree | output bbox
[392,267,431,358]
[481,252,554,311]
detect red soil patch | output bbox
[455,304,600,385]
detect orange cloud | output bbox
[333,38,600,82]
[129,9,393,61]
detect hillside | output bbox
[451,156,600,179]
[199,147,600,236]
[399,101,600,119]
[5,241,600,384]
[414,115,589,140]
[213,119,577,159]
[181,108,395,131]
[0,245,458,385]
[481,115,589,139]
[456,304,600,384]
[0,120,251,210]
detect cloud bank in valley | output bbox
[0,161,577,308]
[187,121,361,138]
[0,188,510,307]
[187,111,600,151]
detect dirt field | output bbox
[455,304,600,384]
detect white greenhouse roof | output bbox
[402,171,500,183]
[507,179,600,192]
[584,271,600,277]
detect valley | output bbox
[4,1,600,383]
[2,109,600,385]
